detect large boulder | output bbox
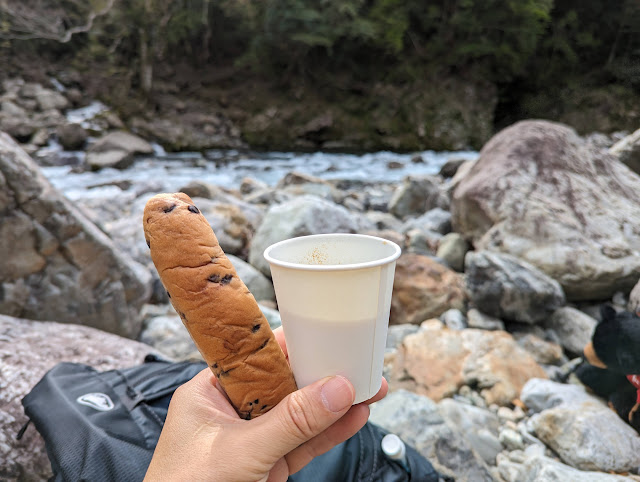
[452,120,640,301]
[521,379,640,473]
[0,132,151,337]
[390,254,466,325]
[0,314,159,481]
[392,321,547,405]
[248,196,375,276]
[465,251,565,324]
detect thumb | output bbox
[249,375,355,460]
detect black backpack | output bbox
[20,356,440,481]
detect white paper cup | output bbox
[264,233,401,404]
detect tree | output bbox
[0,0,115,43]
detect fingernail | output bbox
[321,376,354,412]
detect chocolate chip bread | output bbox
[143,192,297,419]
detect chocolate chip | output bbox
[208,274,221,283]
[166,290,171,299]
[188,205,200,214]
[163,204,177,213]
[221,274,233,285]
[254,399,259,404]
[244,412,252,420]
[261,405,267,410]
[251,324,261,333]
[258,339,268,350]
[212,363,218,369]
[146,238,150,248]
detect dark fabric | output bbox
[575,362,628,398]
[22,358,439,482]
[289,422,440,482]
[592,309,640,373]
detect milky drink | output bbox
[264,234,401,404]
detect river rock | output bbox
[437,398,502,465]
[452,120,640,301]
[227,254,276,303]
[0,314,159,481]
[465,250,565,324]
[388,175,448,219]
[35,87,68,111]
[56,123,88,150]
[370,389,493,481]
[439,156,469,178]
[248,195,374,276]
[87,131,153,170]
[436,232,469,272]
[392,322,547,405]
[545,306,597,355]
[390,253,466,325]
[0,133,150,337]
[401,208,451,235]
[440,308,468,330]
[521,378,640,473]
[609,127,640,174]
[466,308,505,331]
[507,454,631,482]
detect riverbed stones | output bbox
[0,314,159,481]
[0,132,150,337]
[392,322,547,405]
[370,389,494,481]
[56,123,88,150]
[390,253,466,325]
[452,120,640,301]
[465,250,565,324]
[248,195,374,276]
[436,232,468,272]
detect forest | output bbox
[1,0,639,150]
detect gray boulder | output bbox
[436,232,469,272]
[521,379,640,473]
[370,389,493,481]
[87,131,153,170]
[388,175,448,219]
[546,306,597,355]
[227,254,276,303]
[0,314,159,481]
[248,196,374,276]
[452,120,640,301]
[0,132,150,337]
[465,250,565,324]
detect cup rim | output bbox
[263,233,402,271]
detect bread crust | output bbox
[143,192,297,419]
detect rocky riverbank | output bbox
[3,115,640,480]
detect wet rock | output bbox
[0,133,150,337]
[436,232,469,272]
[0,314,159,481]
[465,250,565,324]
[452,120,640,301]
[248,196,374,276]
[370,389,494,481]
[390,253,466,325]
[388,175,448,219]
[392,322,547,405]
[546,306,597,355]
[439,156,469,178]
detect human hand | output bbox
[144,327,388,482]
